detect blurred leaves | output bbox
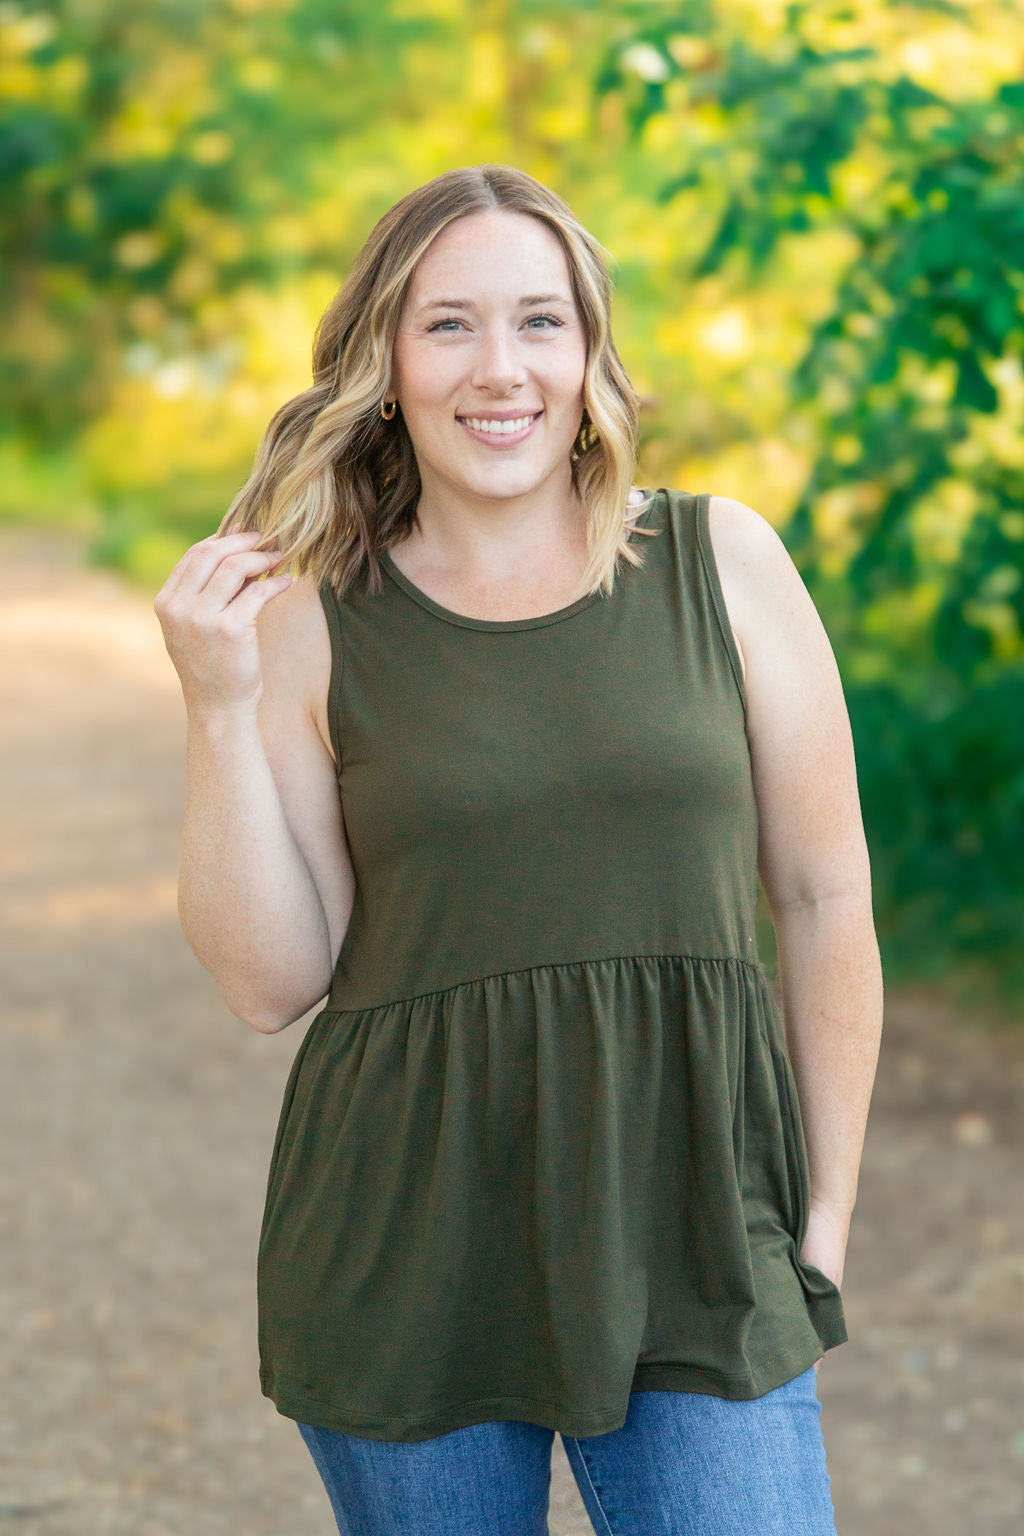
[3,0,1024,998]
[595,0,1024,999]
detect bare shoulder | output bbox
[255,569,334,758]
[255,566,330,656]
[704,495,824,686]
[705,494,794,586]
[705,498,869,912]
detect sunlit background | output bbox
[3,3,1023,1533]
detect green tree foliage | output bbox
[597,0,1024,999]
[2,0,1022,999]
[0,0,447,444]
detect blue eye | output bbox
[427,314,564,334]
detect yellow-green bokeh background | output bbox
[4,0,1024,1001]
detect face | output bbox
[388,209,588,509]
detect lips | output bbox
[455,411,544,448]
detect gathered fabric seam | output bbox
[321,949,772,1016]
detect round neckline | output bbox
[379,490,660,633]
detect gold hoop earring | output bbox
[381,399,397,421]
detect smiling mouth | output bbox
[456,411,543,437]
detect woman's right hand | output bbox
[154,529,293,718]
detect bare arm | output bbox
[708,495,884,1290]
[155,533,354,1033]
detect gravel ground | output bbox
[2,526,1022,1535]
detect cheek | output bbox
[392,336,448,394]
[544,338,587,395]
[395,365,456,422]
[550,369,587,413]
[421,352,469,401]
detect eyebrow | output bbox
[417,293,573,314]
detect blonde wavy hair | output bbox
[217,163,658,599]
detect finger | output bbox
[157,530,267,601]
[190,532,279,591]
[158,537,267,608]
[198,528,266,550]
[220,571,293,626]
[171,544,283,609]
[192,549,288,613]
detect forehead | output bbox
[408,209,572,297]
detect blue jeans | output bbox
[296,1365,837,1534]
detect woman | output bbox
[155,164,883,1535]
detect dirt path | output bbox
[2,527,1022,1535]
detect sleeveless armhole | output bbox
[693,491,748,720]
[316,579,345,777]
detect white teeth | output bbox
[464,415,537,435]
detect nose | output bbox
[469,324,529,395]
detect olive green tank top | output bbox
[257,487,847,1444]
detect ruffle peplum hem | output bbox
[257,952,847,1443]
